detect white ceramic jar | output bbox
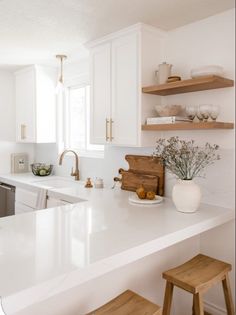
[94,178,104,189]
[155,62,172,84]
[172,180,201,213]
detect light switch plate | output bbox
[11,153,29,173]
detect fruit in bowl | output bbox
[31,163,53,176]
[155,104,185,117]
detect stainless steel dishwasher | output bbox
[0,182,15,217]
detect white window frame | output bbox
[63,76,104,159]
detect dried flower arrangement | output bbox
[153,136,220,180]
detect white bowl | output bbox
[191,65,224,78]
[155,104,185,117]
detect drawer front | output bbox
[15,201,35,214]
[15,188,38,208]
[47,197,71,208]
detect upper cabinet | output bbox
[87,24,166,147]
[111,33,139,146]
[90,43,111,144]
[15,65,57,143]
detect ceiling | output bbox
[0,0,235,70]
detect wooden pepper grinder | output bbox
[85,178,93,188]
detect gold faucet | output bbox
[59,150,80,181]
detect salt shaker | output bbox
[94,178,104,189]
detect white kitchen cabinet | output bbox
[46,197,71,208]
[15,201,35,214]
[15,188,38,208]
[15,65,57,143]
[111,33,139,146]
[87,23,165,147]
[15,188,39,214]
[90,43,111,144]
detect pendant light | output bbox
[55,54,67,93]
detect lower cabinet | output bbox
[46,197,71,208]
[15,188,39,214]
[15,201,36,214]
[15,187,47,214]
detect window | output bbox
[65,85,104,157]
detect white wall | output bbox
[0,70,34,174]
[35,9,235,314]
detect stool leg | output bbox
[222,274,235,315]
[192,296,196,315]
[193,293,204,315]
[162,281,174,315]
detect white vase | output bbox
[172,179,201,213]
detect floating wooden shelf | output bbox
[142,122,234,131]
[142,75,234,96]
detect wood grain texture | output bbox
[193,293,204,315]
[222,274,235,315]
[120,155,165,196]
[142,75,234,96]
[121,171,159,193]
[142,121,234,131]
[162,254,232,294]
[162,282,174,315]
[86,290,162,315]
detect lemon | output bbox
[39,169,46,176]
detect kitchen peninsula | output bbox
[0,174,234,315]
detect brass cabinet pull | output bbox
[105,118,109,141]
[110,118,114,141]
[21,124,26,140]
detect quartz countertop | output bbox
[0,173,234,313]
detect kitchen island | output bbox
[0,174,235,314]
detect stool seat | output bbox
[163,254,231,294]
[86,290,162,315]
[162,254,234,315]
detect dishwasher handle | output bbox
[0,183,15,192]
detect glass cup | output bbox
[210,105,220,121]
[196,105,204,122]
[186,105,197,121]
[199,104,211,122]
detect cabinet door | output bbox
[15,67,36,143]
[111,33,140,146]
[90,43,111,144]
[15,201,35,214]
[35,66,56,143]
[47,197,71,208]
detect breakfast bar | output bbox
[0,177,234,314]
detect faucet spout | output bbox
[59,150,80,180]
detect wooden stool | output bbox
[162,254,234,315]
[86,290,162,315]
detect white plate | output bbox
[190,65,223,78]
[129,194,163,205]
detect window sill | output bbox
[62,149,104,159]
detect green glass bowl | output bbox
[31,163,53,176]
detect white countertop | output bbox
[0,173,235,313]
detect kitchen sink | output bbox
[33,177,82,189]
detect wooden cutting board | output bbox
[119,155,165,196]
[121,170,159,193]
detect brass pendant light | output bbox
[56,54,67,93]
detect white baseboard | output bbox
[205,300,227,315]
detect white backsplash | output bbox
[35,143,235,208]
